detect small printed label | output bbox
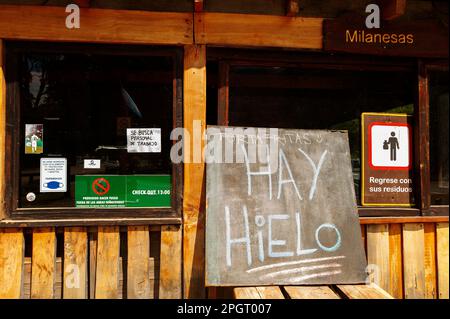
[25,124,43,154]
[84,159,101,169]
[127,128,161,153]
[40,158,67,193]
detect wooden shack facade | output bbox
[0,0,448,299]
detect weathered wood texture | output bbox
[31,228,57,299]
[284,286,340,299]
[367,224,390,292]
[95,226,120,299]
[234,283,392,299]
[335,283,393,299]
[402,223,426,298]
[127,226,151,299]
[0,5,193,45]
[436,223,449,299]
[195,12,323,49]
[0,228,24,298]
[0,223,447,299]
[63,227,88,299]
[160,225,182,298]
[183,44,207,298]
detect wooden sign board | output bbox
[206,126,367,286]
[323,15,449,58]
[361,113,414,206]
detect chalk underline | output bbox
[246,256,346,273]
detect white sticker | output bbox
[127,128,161,153]
[84,159,101,169]
[40,158,67,193]
[26,192,36,202]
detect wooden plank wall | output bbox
[0,222,448,299]
[0,227,167,299]
[362,222,449,299]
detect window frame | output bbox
[207,48,448,217]
[418,61,449,216]
[2,41,183,225]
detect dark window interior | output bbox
[429,69,449,205]
[227,65,416,203]
[16,49,174,209]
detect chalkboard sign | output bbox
[206,126,367,286]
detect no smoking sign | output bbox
[92,177,110,196]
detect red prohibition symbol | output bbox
[92,177,110,196]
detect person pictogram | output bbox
[30,133,39,153]
[385,131,400,161]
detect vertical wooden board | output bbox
[0,39,6,219]
[423,223,437,299]
[0,228,24,298]
[31,228,56,299]
[366,224,390,293]
[402,223,426,299]
[389,223,403,299]
[160,225,182,299]
[95,226,120,299]
[436,223,449,299]
[89,231,97,299]
[127,226,150,299]
[183,44,207,299]
[63,227,88,299]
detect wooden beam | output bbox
[195,12,322,50]
[417,62,431,211]
[359,216,448,225]
[379,0,406,20]
[183,45,206,299]
[0,5,193,45]
[286,0,300,17]
[194,0,204,13]
[0,39,6,220]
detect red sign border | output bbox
[368,121,412,171]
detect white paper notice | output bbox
[84,159,101,169]
[127,128,161,153]
[40,158,67,192]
